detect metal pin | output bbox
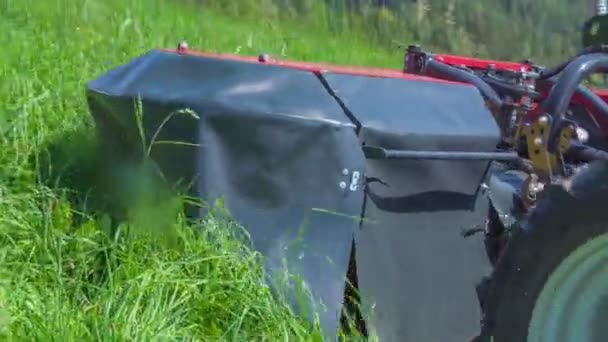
[538,115,549,125]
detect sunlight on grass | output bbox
[0,0,384,340]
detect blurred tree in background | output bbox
[199,0,590,65]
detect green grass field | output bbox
[0,0,401,340]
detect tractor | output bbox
[85,9,608,342]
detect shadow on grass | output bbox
[36,125,182,230]
[32,124,191,295]
[37,128,114,218]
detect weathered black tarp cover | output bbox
[86,49,501,341]
[320,74,498,341]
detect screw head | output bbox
[339,181,347,189]
[575,126,589,143]
[342,168,349,176]
[177,41,189,54]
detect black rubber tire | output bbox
[478,171,608,342]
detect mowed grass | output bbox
[0,0,396,340]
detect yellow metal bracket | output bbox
[521,116,573,177]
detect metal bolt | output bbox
[258,53,270,63]
[342,168,349,176]
[533,137,543,146]
[339,181,347,189]
[531,182,545,193]
[480,183,489,194]
[177,41,188,54]
[575,126,589,143]
[538,115,549,125]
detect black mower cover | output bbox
[86,49,500,342]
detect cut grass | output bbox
[0,0,395,340]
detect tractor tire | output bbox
[478,162,608,342]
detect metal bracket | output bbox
[521,115,573,178]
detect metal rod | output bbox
[363,146,520,161]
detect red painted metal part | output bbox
[433,53,532,72]
[166,48,532,80]
[165,47,608,131]
[163,48,467,86]
[572,88,608,130]
[410,53,608,132]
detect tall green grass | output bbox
[0,0,398,340]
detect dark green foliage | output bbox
[583,14,608,47]
[202,0,590,65]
